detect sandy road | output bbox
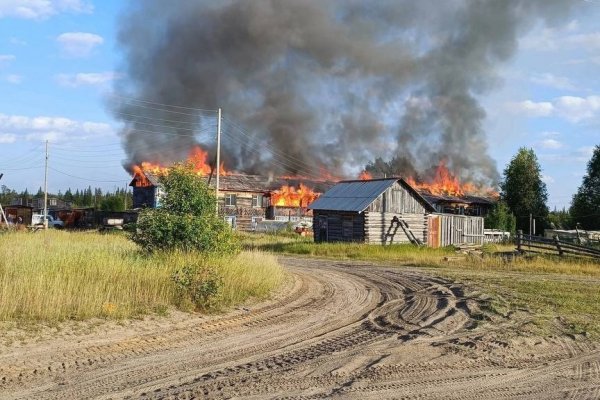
[1,257,600,399]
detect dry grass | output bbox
[0,230,284,322]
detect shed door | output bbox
[428,215,440,248]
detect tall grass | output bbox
[0,231,284,322]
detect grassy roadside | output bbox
[0,230,284,322]
[243,232,600,338]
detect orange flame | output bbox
[131,145,229,187]
[407,161,486,197]
[271,183,319,207]
[358,171,373,180]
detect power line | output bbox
[108,93,219,113]
[49,167,127,183]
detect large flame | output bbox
[407,161,492,197]
[358,171,373,180]
[131,145,228,187]
[271,183,319,207]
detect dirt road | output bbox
[1,257,599,399]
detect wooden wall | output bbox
[363,212,427,245]
[313,211,364,243]
[427,214,484,247]
[218,191,267,231]
[366,181,427,214]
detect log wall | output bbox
[313,211,364,242]
[218,191,267,231]
[363,212,427,245]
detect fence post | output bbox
[517,230,522,253]
[553,235,564,256]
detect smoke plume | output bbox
[113,0,576,185]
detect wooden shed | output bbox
[309,178,485,246]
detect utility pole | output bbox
[124,182,128,211]
[215,108,222,217]
[0,173,8,225]
[529,213,532,237]
[43,140,49,230]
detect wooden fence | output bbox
[516,230,600,260]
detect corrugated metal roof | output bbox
[308,179,398,212]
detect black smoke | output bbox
[113,0,577,184]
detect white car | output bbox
[31,214,65,229]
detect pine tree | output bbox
[570,145,600,230]
[500,148,549,233]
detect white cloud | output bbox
[4,74,23,84]
[539,139,563,150]
[0,0,93,20]
[530,73,576,91]
[507,100,554,117]
[0,133,16,143]
[56,32,103,58]
[565,32,600,51]
[0,54,15,66]
[508,96,600,123]
[541,174,555,184]
[0,113,115,143]
[55,71,120,87]
[554,95,600,122]
[9,37,27,46]
[540,131,560,137]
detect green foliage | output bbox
[171,264,224,310]
[133,209,239,253]
[132,162,239,254]
[484,201,516,234]
[548,208,572,230]
[100,196,125,211]
[570,145,600,230]
[500,147,549,233]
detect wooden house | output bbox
[309,178,485,247]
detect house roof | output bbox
[130,170,337,194]
[419,192,496,206]
[308,178,435,212]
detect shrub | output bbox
[131,162,239,255]
[171,264,224,310]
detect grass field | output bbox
[0,230,284,322]
[243,232,600,338]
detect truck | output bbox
[31,214,65,229]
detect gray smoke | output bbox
[113,0,576,184]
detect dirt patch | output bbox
[1,257,598,399]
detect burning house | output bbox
[128,148,333,231]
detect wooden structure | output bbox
[4,205,33,225]
[517,230,600,260]
[309,178,486,247]
[419,193,495,217]
[309,178,433,245]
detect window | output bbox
[224,216,236,229]
[50,198,57,206]
[224,194,237,206]
[252,194,263,208]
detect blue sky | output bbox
[0,0,599,209]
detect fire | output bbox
[131,145,229,187]
[271,183,319,207]
[358,171,373,180]
[407,161,481,197]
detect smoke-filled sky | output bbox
[0,0,599,208]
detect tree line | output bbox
[489,145,600,233]
[0,185,132,212]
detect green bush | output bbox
[171,264,224,310]
[131,162,239,255]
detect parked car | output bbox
[31,214,64,229]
